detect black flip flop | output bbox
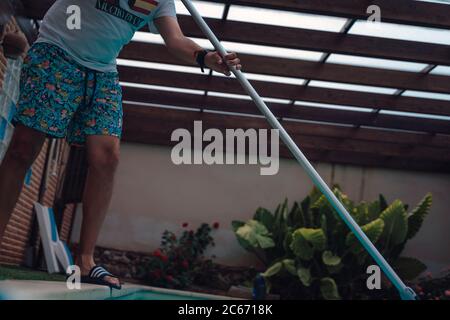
[81,265,122,290]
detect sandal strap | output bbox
[89,266,113,279]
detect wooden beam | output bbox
[24,0,450,66]
[121,42,450,94]
[172,16,450,66]
[123,87,450,150]
[121,108,419,161]
[209,0,450,30]
[122,105,450,161]
[118,66,450,116]
[122,104,450,172]
[122,86,450,135]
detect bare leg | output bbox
[0,125,46,241]
[75,135,120,286]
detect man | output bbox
[0,0,241,288]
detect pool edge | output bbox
[0,280,244,300]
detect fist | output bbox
[205,51,242,76]
[3,32,29,58]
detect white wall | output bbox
[71,142,450,272]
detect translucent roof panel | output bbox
[294,100,373,113]
[117,59,202,74]
[227,5,348,32]
[220,41,322,61]
[402,90,450,101]
[212,71,306,86]
[309,80,398,95]
[131,33,323,61]
[349,20,450,45]
[174,0,224,19]
[120,82,204,95]
[416,0,450,4]
[379,109,450,121]
[244,73,306,86]
[326,54,428,72]
[262,97,291,104]
[430,66,450,76]
[208,91,252,100]
[132,32,164,44]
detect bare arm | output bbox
[154,16,241,76]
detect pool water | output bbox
[110,290,210,300]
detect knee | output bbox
[88,147,120,173]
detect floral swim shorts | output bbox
[14,42,123,145]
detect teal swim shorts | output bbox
[14,42,123,145]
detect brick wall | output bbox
[59,203,76,243]
[0,140,74,265]
[0,141,48,265]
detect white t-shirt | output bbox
[36,0,177,72]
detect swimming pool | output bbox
[109,290,211,300]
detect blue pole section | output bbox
[181,0,417,301]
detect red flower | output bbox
[165,275,174,283]
[160,254,169,263]
[213,222,220,229]
[181,260,189,269]
[152,249,163,258]
[182,223,189,228]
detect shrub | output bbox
[139,223,216,289]
[232,186,432,299]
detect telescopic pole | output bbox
[180,0,417,300]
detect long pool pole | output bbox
[180,0,417,301]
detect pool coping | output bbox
[0,280,243,300]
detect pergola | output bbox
[16,0,450,172]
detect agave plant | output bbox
[232,186,432,300]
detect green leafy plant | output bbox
[232,187,432,300]
[139,223,217,289]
